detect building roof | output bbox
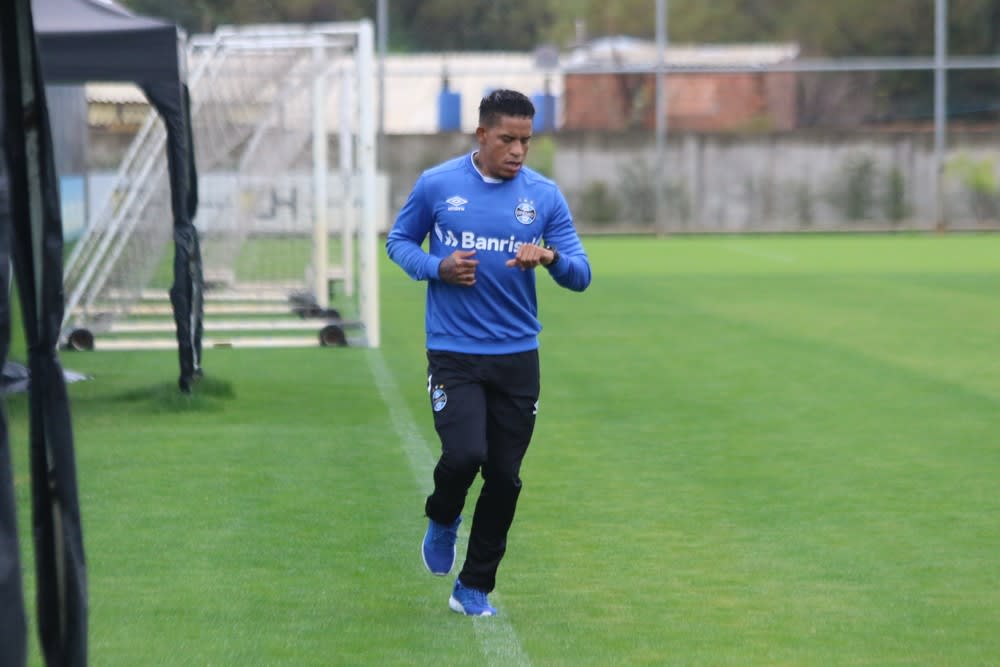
[86,82,147,104]
[564,37,800,71]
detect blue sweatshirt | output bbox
[386,152,591,354]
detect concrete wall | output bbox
[381,130,1000,231]
[551,130,1000,230]
[87,128,1000,233]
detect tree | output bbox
[119,0,370,35]
[119,0,1000,122]
[120,0,556,50]
[544,0,801,46]
[547,0,1000,123]
[390,0,557,51]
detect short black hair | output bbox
[479,89,535,127]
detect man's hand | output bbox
[439,250,479,286]
[505,243,555,271]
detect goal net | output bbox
[61,21,380,350]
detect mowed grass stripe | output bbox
[657,271,1000,403]
[365,347,532,666]
[512,234,1000,664]
[66,349,433,665]
[13,348,496,665]
[7,233,999,665]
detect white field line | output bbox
[366,349,532,667]
[724,242,796,264]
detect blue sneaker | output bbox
[422,516,461,575]
[448,579,497,617]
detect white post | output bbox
[377,0,388,167]
[357,20,380,347]
[654,0,669,234]
[312,39,329,308]
[340,62,355,298]
[934,0,947,230]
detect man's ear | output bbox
[475,126,486,143]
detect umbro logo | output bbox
[446,195,468,211]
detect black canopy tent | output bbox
[2,0,88,662]
[33,0,203,392]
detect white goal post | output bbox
[62,21,380,350]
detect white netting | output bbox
[62,22,379,349]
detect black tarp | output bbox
[2,0,88,663]
[34,0,203,392]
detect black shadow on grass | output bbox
[110,376,236,413]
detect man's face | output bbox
[475,115,533,180]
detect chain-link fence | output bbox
[378,51,1000,232]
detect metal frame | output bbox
[63,21,379,350]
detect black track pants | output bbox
[424,349,540,593]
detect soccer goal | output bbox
[61,21,380,350]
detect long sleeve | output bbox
[385,156,588,355]
[386,176,443,282]
[543,189,591,292]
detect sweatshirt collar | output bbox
[470,152,503,184]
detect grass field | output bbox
[7,233,1000,666]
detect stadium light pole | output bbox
[377,0,388,168]
[654,0,668,234]
[934,0,947,231]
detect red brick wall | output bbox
[563,71,797,131]
[562,73,633,130]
